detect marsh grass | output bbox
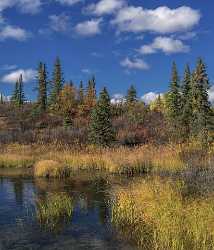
[36,192,73,231]
[111,178,214,250]
[0,142,213,178]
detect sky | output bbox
[0,0,213,103]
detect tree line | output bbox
[5,57,214,146]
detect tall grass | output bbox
[36,192,73,231]
[0,142,213,177]
[111,178,214,250]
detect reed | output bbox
[111,178,214,250]
[36,192,73,231]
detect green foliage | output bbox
[11,74,25,107]
[126,84,137,105]
[37,62,48,113]
[49,57,64,108]
[190,58,212,143]
[89,87,115,146]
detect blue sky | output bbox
[0,0,213,102]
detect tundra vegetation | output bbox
[0,57,214,249]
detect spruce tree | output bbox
[49,57,64,107]
[167,62,182,125]
[11,80,19,105]
[181,64,192,136]
[78,81,84,105]
[84,76,96,112]
[191,58,212,143]
[88,87,115,146]
[126,85,137,104]
[17,74,25,106]
[11,74,25,107]
[37,62,48,112]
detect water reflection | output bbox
[0,175,134,250]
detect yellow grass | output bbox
[0,142,213,177]
[111,178,214,250]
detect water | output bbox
[0,175,135,250]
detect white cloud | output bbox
[141,92,162,104]
[1,69,36,83]
[1,64,18,71]
[111,93,125,104]
[75,18,102,36]
[55,0,82,5]
[120,57,149,70]
[111,6,200,34]
[49,14,70,32]
[0,0,42,14]
[81,68,92,74]
[208,86,214,105]
[0,25,30,41]
[85,0,126,16]
[139,36,189,55]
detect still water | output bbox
[0,175,135,250]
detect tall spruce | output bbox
[84,76,96,111]
[37,62,48,112]
[49,57,64,106]
[167,62,182,129]
[78,81,84,105]
[191,58,212,142]
[181,64,192,136]
[89,87,115,146]
[11,74,25,107]
[126,85,137,104]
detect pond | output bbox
[0,175,135,250]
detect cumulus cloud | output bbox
[141,92,162,104]
[120,57,149,70]
[1,69,36,83]
[111,93,125,104]
[111,6,200,34]
[0,0,42,14]
[139,36,190,55]
[85,0,126,16]
[55,0,82,5]
[208,86,214,105]
[75,18,102,36]
[0,25,30,41]
[49,14,70,32]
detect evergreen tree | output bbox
[0,93,4,104]
[126,85,137,104]
[78,81,84,105]
[17,74,25,106]
[49,57,64,107]
[37,62,48,112]
[84,76,96,112]
[190,58,212,143]
[11,74,25,107]
[89,87,115,146]
[181,64,192,136]
[166,62,182,130]
[11,80,19,104]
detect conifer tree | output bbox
[78,81,84,105]
[49,57,64,107]
[11,80,19,105]
[166,62,182,130]
[17,74,25,106]
[126,85,137,105]
[190,58,212,143]
[88,87,115,146]
[181,64,192,136]
[11,74,25,107]
[37,62,48,112]
[84,76,96,112]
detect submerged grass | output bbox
[36,192,73,231]
[111,178,214,250]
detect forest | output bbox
[0,57,213,147]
